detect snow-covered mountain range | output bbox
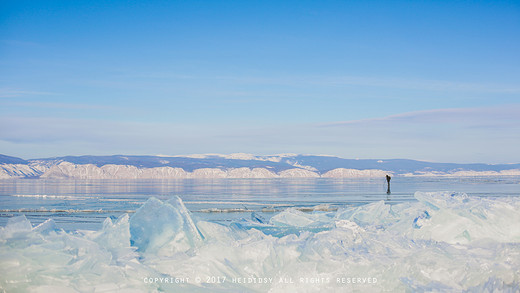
[1,153,519,179]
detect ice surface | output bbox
[1,192,520,292]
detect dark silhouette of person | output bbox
[386,175,391,194]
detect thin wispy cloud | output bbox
[321,105,520,127]
[0,116,207,144]
[0,88,59,98]
[314,76,520,94]
[210,75,520,94]
[2,101,113,110]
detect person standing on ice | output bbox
[386,174,391,194]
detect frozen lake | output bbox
[1,176,520,230]
[1,177,520,292]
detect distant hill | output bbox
[0,154,28,165]
[1,153,520,179]
[30,154,297,172]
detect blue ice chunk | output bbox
[467,277,520,292]
[413,211,431,229]
[94,214,136,263]
[166,196,203,240]
[97,215,131,248]
[129,196,202,254]
[33,219,60,234]
[269,208,332,228]
[6,215,32,232]
[335,200,397,227]
[251,212,265,223]
[401,277,454,292]
[1,215,32,239]
[414,191,469,210]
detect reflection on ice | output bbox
[1,192,520,292]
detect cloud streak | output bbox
[321,104,520,127]
[0,88,59,98]
[211,75,520,94]
[314,76,520,94]
[2,101,113,111]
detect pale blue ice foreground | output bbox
[1,191,520,292]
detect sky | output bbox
[1,0,519,163]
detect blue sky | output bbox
[1,0,519,163]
